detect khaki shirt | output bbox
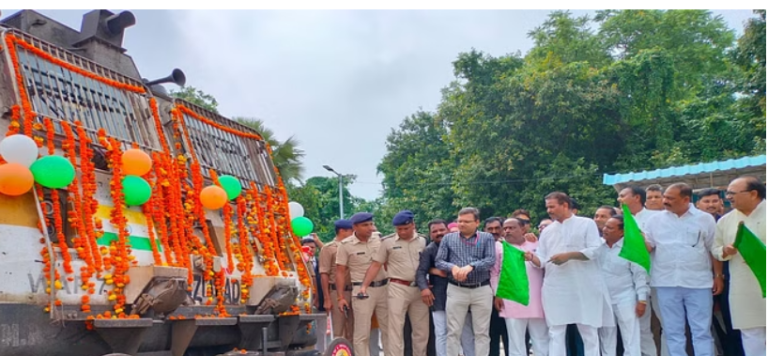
[375,233,426,281]
[336,233,387,283]
[318,239,351,285]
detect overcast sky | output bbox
[1,9,757,200]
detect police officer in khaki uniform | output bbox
[336,212,390,356]
[319,219,355,341]
[361,210,429,356]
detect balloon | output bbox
[121,149,152,176]
[288,201,305,218]
[29,155,76,189]
[291,217,314,236]
[200,185,228,210]
[122,175,151,206]
[0,163,34,196]
[218,175,242,200]
[0,134,39,167]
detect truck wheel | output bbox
[323,338,354,356]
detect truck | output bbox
[0,9,349,356]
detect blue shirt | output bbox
[435,231,496,285]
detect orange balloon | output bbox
[0,162,34,196]
[200,185,228,210]
[121,149,152,176]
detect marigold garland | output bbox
[209,170,235,272]
[176,105,263,141]
[43,118,74,275]
[76,123,103,273]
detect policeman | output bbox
[336,212,390,356]
[319,219,355,341]
[360,210,429,356]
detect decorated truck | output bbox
[0,9,343,356]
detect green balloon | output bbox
[219,175,242,200]
[30,155,75,189]
[291,217,314,236]
[122,175,151,206]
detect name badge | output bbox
[356,252,366,255]
[392,246,402,250]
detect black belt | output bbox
[352,279,389,288]
[330,284,353,292]
[448,280,490,289]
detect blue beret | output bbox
[350,212,373,225]
[392,210,414,226]
[334,219,353,230]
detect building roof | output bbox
[602,155,766,191]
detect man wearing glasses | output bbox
[712,176,766,356]
[644,183,721,356]
[436,207,496,356]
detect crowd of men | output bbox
[299,176,766,356]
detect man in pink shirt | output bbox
[491,218,549,356]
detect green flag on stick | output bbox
[619,204,652,273]
[496,241,529,306]
[734,222,766,298]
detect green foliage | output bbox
[170,86,219,113]
[377,10,766,225]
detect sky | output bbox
[0,9,758,200]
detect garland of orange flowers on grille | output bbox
[6,32,314,317]
[176,105,263,141]
[97,131,131,318]
[60,121,98,312]
[209,169,235,272]
[43,118,74,276]
[236,196,254,303]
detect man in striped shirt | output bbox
[436,207,496,356]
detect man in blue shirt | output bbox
[436,207,496,356]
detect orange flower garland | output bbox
[5,34,145,94]
[236,196,254,303]
[176,105,263,141]
[4,36,35,136]
[76,122,103,273]
[6,105,21,136]
[209,169,234,271]
[98,132,132,318]
[43,118,73,275]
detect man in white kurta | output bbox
[645,183,717,356]
[618,187,662,356]
[598,216,650,356]
[711,176,766,355]
[526,192,614,356]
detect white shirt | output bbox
[599,238,650,305]
[645,204,716,289]
[712,200,766,329]
[535,215,615,327]
[634,208,659,233]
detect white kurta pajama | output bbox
[598,238,650,356]
[535,215,614,356]
[712,200,766,356]
[646,204,717,356]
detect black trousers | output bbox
[490,307,510,356]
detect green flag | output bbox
[496,241,529,306]
[620,204,652,273]
[733,222,766,298]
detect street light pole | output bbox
[323,165,344,219]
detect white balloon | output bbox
[288,201,305,218]
[0,134,39,167]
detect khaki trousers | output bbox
[352,284,389,356]
[445,284,493,356]
[330,289,354,340]
[387,283,430,356]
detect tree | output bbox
[376,10,764,225]
[235,117,305,184]
[170,86,219,113]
